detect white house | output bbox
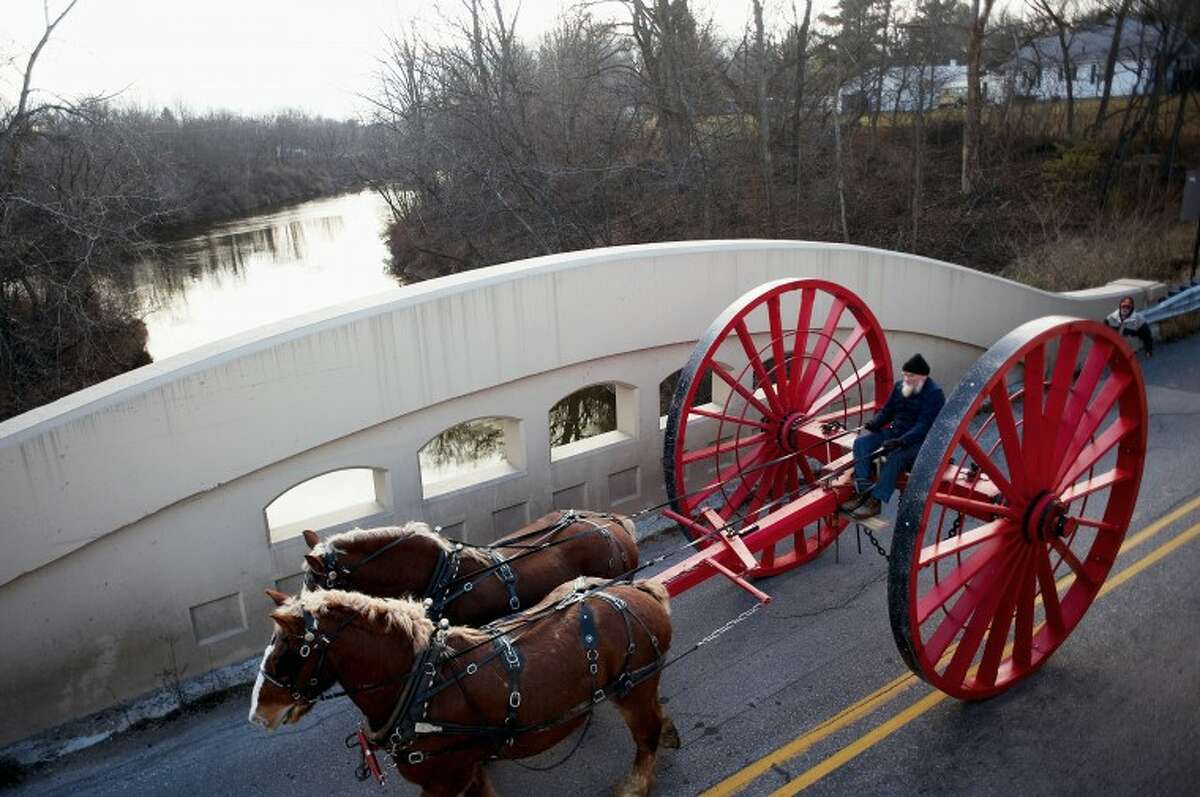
[840,61,970,114]
[989,19,1199,103]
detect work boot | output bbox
[851,497,882,520]
[839,492,868,512]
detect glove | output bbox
[881,438,904,452]
[864,418,882,433]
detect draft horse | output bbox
[301,509,639,625]
[250,578,678,797]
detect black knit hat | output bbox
[902,353,930,375]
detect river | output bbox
[135,189,400,362]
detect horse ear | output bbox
[302,529,320,549]
[304,553,324,572]
[265,589,290,607]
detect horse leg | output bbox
[462,764,498,797]
[415,763,481,797]
[659,705,681,750]
[612,677,671,797]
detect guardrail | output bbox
[1143,280,1200,324]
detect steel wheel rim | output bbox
[664,278,893,575]
[888,316,1148,699]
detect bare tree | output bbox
[1029,0,1079,137]
[752,0,776,235]
[1091,0,1134,135]
[962,0,997,193]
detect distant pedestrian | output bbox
[1105,296,1154,357]
[841,354,945,521]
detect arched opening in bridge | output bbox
[419,417,525,499]
[550,382,637,461]
[264,467,391,545]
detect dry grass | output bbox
[1159,311,1200,342]
[999,216,1195,292]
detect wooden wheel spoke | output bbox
[1058,467,1130,503]
[957,433,1017,502]
[766,295,789,396]
[1035,547,1067,637]
[709,360,774,420]
[1054,340,1112,455]
[1021,345,1046,481]
[975,547,1031,688]
[916,536,1006,624]
[806,360,877,418]
[801,321,867,409]
[932,491,1016,521]
[1039,333,1083,482]
[1069,515,1121,533]
[1055,414,1138,494]
[787,288,816,388]
[688,405,771,430]
[943,545,1025,688]
[811,401,876,425]
[685,446,769,511]
[735,321,785,415]
[1053,371,1134,488]
[681,432,768,465]
[988,383,1028,499]
[918,518,1014,567]
[1012,556,1038,670]
[792,299,845,406]
[1049,537,1097,590]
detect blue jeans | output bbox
[852,431,920,503]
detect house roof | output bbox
[1006,19,1197,69]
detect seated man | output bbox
[841,354,945,521]
[1105,295,1154,357]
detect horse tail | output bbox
[632,579,671,616]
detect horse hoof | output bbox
[660,720,681,750]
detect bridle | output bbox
[304,534,415,591]
[259,608,355,704]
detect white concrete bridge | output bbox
[0,240,1161,754]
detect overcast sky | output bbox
[2,0,844,120]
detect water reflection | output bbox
[135,190,399,361]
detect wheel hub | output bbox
[1023,491,1068,543]
[779,412,808,452]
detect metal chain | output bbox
[858,524,889,560]
[695,601,765,648]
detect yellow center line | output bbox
[700,493,1200,797]
[768,519,1200,796]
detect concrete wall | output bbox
[0,240,1161,747]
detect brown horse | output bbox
[301,510,640,625]
[250,579,678,797]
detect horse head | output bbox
[301,523,452,598]
[249,588,434,733]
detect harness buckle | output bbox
[592,689,607,704]
[407,751,425,765]
[326,571,338,588]
[509,595,521,611]
[499,563,515,581]
[462,581,474,592]
[509,691,522,708]
[299,644,311,658]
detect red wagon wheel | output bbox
[663,279,893,576]
[888,316,1148,699]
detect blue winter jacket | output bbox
[869,378,946,448]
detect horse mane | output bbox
[313,521,451,558]
[289,590,436,650]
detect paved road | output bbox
[7,334,1199,797]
